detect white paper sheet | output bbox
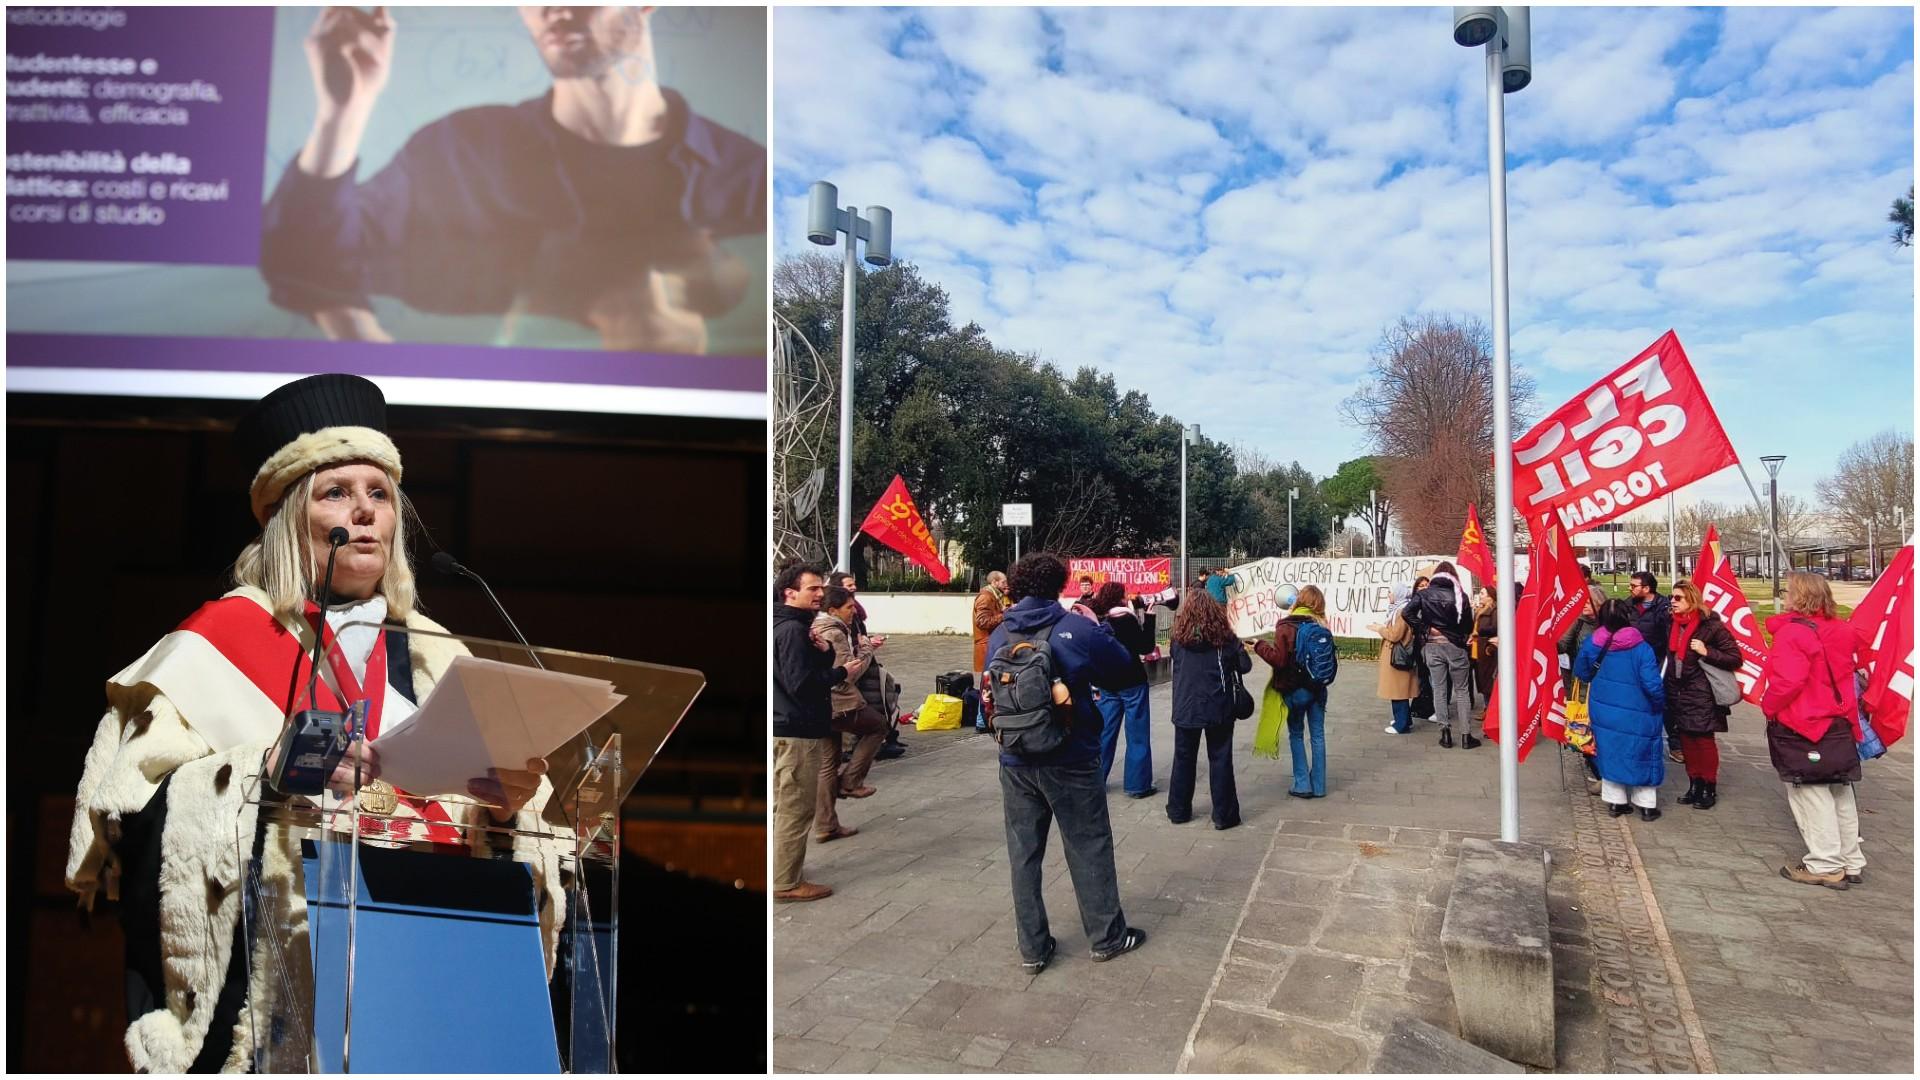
[371,655,626,798]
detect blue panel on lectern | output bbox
[305,840,561,1073]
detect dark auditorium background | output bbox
[7,392,768,1073]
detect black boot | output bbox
[1607,803,1631,817]
[1639,806,1662,821]
[1439,728,1454,749]
[1678,779,1701,805]
[1693,782,1717,810]
[1461,733,1482,750]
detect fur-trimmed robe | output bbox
[66,587,568,1073]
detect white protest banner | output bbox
[1219,556,1473,640]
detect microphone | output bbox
[433,550,546,672]
[282,527,352,720]
[306,527,351,707]
[434,551,577,826]
[268,526,355,795]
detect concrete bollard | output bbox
[1440,838,1555,1068]
[1371,1016,1525,1073]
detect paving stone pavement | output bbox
[772,634,1912,1074]
[1587,708,1915,1073]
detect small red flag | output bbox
[858,474,951,584]
[1484,518,1585,762]
[1851,544,1913,749]
[1456,503,1498,588]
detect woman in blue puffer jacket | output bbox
[1574,599,1669,820]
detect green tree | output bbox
[774,255,1237,581]
[1320,457,1392,554]
[1891,185,1913,248]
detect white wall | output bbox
[861,592,976,635]
[862,593,1170,635]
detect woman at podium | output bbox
[64,373,555,1072]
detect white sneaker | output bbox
[1384,725,1402,734]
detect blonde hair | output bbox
[231,467,419,622]
[1781,571,1835,619]
[1295,584,1328,625]
[1671,580,1703,614]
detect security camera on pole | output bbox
[807,181,895,575]
[1452,5,1530,844]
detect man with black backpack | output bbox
[983,553,1148,974]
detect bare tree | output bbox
[1815,430,1915,545]
[1616,515,1675,573]
[774,251,845,306]
[1341,314,1537,553]
[1033,466,1114,557]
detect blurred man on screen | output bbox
[260,6,764,353]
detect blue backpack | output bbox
[1293,620,1339,687]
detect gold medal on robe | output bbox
[357,779,399,816]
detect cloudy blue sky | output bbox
[772,6,1915,516]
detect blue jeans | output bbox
[999,759,1129,962]
[1095,684,1154,795]
[1390,699,1412,733]
[1286,688,1328,796]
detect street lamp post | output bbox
[1760,455,1785,610]
[1181,424,1198,590]
[807,181,895,574]
[1288,488,1298,558]
[1453,5,1531,844]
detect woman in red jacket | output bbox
[1760,572,1865,890]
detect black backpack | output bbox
[985,623,1070,756]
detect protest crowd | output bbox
[772,330,1912,987]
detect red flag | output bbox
[1851,544,1913,748]
[1456,503,1497,587]
[1484,518,1587,761]
[1851,544,1910,669]
[1513,331,1739,532]
[1691,524,1769,705]
[858,475,951,584]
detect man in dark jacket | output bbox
[772,563,865,903]
[1629,571,1679,759]
[1405,563,1478,748]
[262,6,763,350]
[985,554,1146,973]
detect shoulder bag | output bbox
[1219,645,1255,720]
[1764,621,1862,783]
[1700,656,1744,708]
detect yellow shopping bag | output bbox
[916,693,964,731]
[1564,681,1596,756]
[1253,685,1288,759]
